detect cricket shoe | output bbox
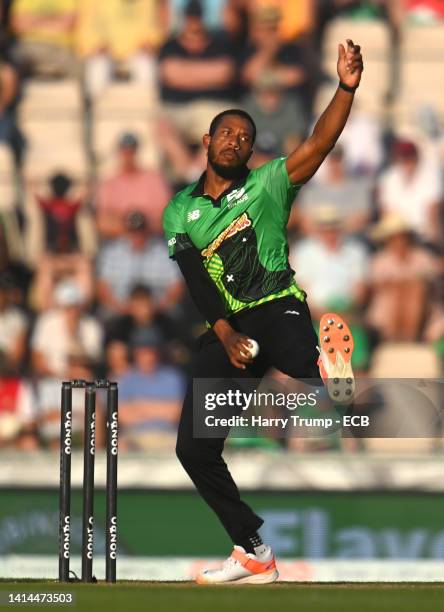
[195,546,278,585]
[318,313,355,404]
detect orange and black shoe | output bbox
[318,313,355,404]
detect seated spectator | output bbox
[97,211,183,316]
[77,0,168,99]
[157,0,236,184]
[290,206,369,319]
[366,215,441,342]
[32,172,94,310]
[294,145,372,236]
[239,5,308,103]
[118,328,185,450]
[242,72,307,158]
[289,205,370,369]
[106,284,169,345]
[0,50,25,172]
[377,139,443,246]
[96,132,171,238]
[0,278,28,372]
[31,280,103,378]
[105,283,193,369]
[10,0,77,76]
[0,369,37,450]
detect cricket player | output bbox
[163,40,363,584]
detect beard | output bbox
[208,146,249,180]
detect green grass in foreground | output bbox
[1,582,444,612]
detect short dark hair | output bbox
[209,109,256,144]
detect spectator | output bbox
[32,172,94,310]
[242,71,307,158]
[376,139,443,246]
[0,51,25,172]
[0,370,37,450]
[289,205,370,369]
[239,5,308,103]
[0,278,28,372]
[97,211,183,316]
[157,0,236,183]
[118,328,185,450]
[77,0,168,99]
[366,214,441,341]
[31,280,102,378]
[96,132,171,238]
[11,0,77,76]
[105,284,169,345]
[289,205,369,320]
[295,145,372,236]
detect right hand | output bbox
[213,320,254,370]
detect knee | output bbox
[176,437,219,469]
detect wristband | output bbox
[339,81,358,94]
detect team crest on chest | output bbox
[201,213,252,259]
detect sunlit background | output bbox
[0,0,443,581]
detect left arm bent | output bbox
[286,39,363,185]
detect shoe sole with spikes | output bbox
[318,313,355,404]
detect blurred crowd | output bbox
[0,0,443,452]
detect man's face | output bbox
[204,115,254,180]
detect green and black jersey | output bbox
[162,157,306,318]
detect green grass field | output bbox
[1,582,444,612]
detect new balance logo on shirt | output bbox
[187,209,201,222]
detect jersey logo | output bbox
[284,310,300,315]
[167,237,176,247]
[227,187,248,208]
[201,212,252,259]
[187,209,201,222]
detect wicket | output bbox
[59,379,118,583]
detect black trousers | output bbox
[176,296,320,544]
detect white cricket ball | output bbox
[244,338,260,359]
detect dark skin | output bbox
[200,40,363,370]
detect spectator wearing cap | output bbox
[97,211,183,317]
[31,279,104,449]
[366,214,441,342]
[239,5,308,104]
[242,71,307,162]
[117,327,185,450]
[289,205,370,369]
[95,132,172,238]
[377,139,443,246]
[31,279,103,378]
